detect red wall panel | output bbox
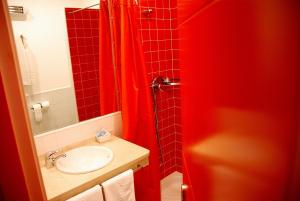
[179,0,300,200]
[0,75,29,201]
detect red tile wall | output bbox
[65,8,100,121]
[136,0,182,178]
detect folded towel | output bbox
[66,185,104,201]
[102,169,136,201]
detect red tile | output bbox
[65,8,74,19]
[76,28,85,37]
[74,81,83,90]
[70,47,78,56]
[82,10,90,19]
[66,8,100,122]
[73,73,81,82]
[91,20,98,28]
[75,90,84,99]
[75,20,84,29]
[91,28,98,36]
[90,10,98,18]
[79,55,88,63]
[73,10,83,18]
[66,19,75,29]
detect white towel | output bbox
[102,169,136,201]
[66,185,104,201]
[14,34,32,86]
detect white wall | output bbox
[8,0,99,134]
[9,0,99,93]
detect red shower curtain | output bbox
[119,1,161,200]
[99,1,119,115]
[116,1,160,201]
[100,0,161,200]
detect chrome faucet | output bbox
[45,150,66,169]
[151,76,180,92]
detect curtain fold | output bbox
[119,4,161,200]
[100,0,161,200]
[99,1,119,115]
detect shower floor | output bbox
[161,171,183,201]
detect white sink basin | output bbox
[56,146,113,174]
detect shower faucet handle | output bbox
[163,77,170,83]
[151,76,180,91]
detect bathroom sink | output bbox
[55,146,113,174]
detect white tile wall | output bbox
[25,86,78,135]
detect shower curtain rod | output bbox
[68,0,139,14]
[68,3,100,14]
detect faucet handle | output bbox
[45,150,66,169]
[46,150,58,159]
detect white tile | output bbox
[29,87,78,135]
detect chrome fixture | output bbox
[143,8,153,14]
[151,83,164,164]
[142,8,153,17]
[181,184,188,201]
[151,76,180,91]
[69,0,140,14]
[151,76,181,164]
[45,150,66,169]
[8,6,24,14]
[20,34,26,47]
[68,3,99,14]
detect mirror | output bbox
[8,0,119,135]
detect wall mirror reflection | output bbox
[8,0,119,135]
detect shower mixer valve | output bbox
[151,76,180,91]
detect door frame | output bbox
[0,0,46,200]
